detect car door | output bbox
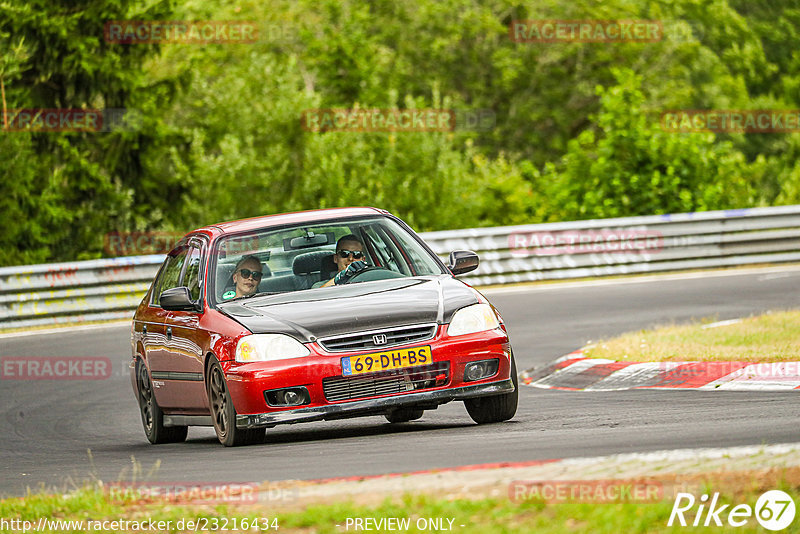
[142,243,189,408]
[146,240,195,408]
[135,258,172,395]
[157,237,209,411]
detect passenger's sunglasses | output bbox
[237,268,263,280]
[337,250,364,259]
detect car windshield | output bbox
[210,216,445,304]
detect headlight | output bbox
[447,303,501,337]
[235,334,311,363]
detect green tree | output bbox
[0,0,180,264]
[541,69,754,220]
[3,0,800,265]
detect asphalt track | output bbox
[1,267,799,497]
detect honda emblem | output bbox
[373,334,388,345]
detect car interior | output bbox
[211,219,438,302]
[214,249,339,297]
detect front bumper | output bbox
[226,325,512,415]
[236,377,514,429]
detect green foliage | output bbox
[0,132,52,265]
[2,0,800,265]
[540,69,754,220]
[0,0,180,263]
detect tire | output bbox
[137,361,188,444]
[464,353,519,424]
[385,408,424,423]
[207,358,265,447]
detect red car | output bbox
[130,208,517,446]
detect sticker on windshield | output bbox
[222,290,236,300]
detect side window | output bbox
[184,245,203,301]
[381,224,432,275]
[362,226,408,274]
[152,246,189,306]
[150,259,170,305]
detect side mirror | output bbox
[448,250,479,276]
[160,286,199,311]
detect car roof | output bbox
[191,207,390,237]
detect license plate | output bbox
[341,345,432,376]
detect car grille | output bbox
[317,323,437,353]
[323,361,450,402]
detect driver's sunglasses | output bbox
[237,268,263,280]
[337,250,364,259]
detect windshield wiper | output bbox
[242,291,281,299]
[227,291,281,302]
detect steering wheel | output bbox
[339,265,385,284]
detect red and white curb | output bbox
[521,350,800,391]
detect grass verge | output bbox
[2,468,800,533]
[583,310,800,363]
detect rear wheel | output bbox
[385,408,424,423]
[464,354,518,424]
[207,358,265,447]
[137,362,187,444]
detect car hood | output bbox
[216,275,479,342]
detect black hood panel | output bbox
[218,276,479,341]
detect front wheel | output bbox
[137,362,187,444]
[207,358,265,447]
[464,353,518,424]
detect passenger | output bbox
[318,235,369,288]
[226,255,264,299]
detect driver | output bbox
[318,235,369,288]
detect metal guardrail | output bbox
[2,205,799,330]
[426,204,800,286]
[0,256,163,330]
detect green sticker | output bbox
[222,290,236,300]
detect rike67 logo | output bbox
[668,490,796,530]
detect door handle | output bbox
[166,326,172,341]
